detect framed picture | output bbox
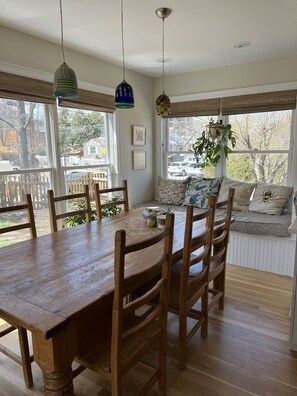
[132,125,146,146]
[133,150,146,170]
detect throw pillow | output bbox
[249,182,293,215]
[217,176,256,211]
[155,176,190,205]
[182,178,222,209]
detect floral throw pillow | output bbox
[182,178,222,209]
[155,176,190,205]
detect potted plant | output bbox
[192,119,236,167]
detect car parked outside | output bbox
[185,162,204,177]
[168,161,190,176]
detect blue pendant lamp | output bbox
[115,0,134,109]
[53,0,78,99]
[155,8,172,116]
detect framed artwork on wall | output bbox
[133,150,146,170]
[132,125,146,145]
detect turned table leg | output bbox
[32,323,77,395]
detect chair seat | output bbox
[188,259,223,279]
[76,318,162,375]
[168,277,207,309]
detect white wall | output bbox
[0,26,155,207]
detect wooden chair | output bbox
[168,196,216,370]
[0,194,36,388]
[188,188,235,311]
[208,187,235,310]
[47,184,92,232]
[95,179,129,220]
[74,212,175,396]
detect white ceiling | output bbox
[1,0,297,77]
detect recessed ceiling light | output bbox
[155,57,172,63]
[234,41,251,49]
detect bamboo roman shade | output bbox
[168,98,220,117]
[0,72,115,112]
[167,89,297,118]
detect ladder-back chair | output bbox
[74,213,175,396]
[208,187,235,310]
[0,194,36,388]
[47,184,92,232]
[168,196,216,370]
[95,180,129,220]
[188,188,235,311]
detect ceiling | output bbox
[1,0,297,78]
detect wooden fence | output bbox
[0,172,107,209]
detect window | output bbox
[0,98,116,247]
[166,116,216,179]
[227,111,292,185]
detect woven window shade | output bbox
[0,72,115,112]
[0,71,55,104]
[222,90,297,115]
[165,90,297,118]
[165,98,220,118]
[58,89,115,113]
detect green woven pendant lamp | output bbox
[53,0,78,99]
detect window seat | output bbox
[136,201,292,238]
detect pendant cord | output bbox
[59,0,66,63]
[162,16,165,93]
[121,0,126,81]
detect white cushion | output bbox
[217,176,256,211]
[249,182,293,215]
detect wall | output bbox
[155,54,297,97]
[0,26,155,207]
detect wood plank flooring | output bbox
[1,264,297,396]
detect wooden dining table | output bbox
[0,207,190,395]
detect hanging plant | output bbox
[192,119,236,167]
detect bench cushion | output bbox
[136,201,291,238]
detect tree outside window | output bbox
[227,111,291,184]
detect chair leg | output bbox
[17,326,33,388]
[178,313,187,370]
[111,373,122,396]
[201,292,208,338]
[219,269,226,310]
[158,332,167,395]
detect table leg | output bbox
[32,323,76,395]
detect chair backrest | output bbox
[111,212,174,384]
[47,185,92,232]
[212,188,235,265]
[180,196,216,305]
[0,194,37,238]
[95,180,129,220]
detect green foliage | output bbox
[192,120,236,167]
[58,108,104,155]
[64,196,122,227]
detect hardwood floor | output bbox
[1,264,297,395]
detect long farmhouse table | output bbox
[0,208,191,395]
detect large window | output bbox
[164,110,294,185]
[166,116,216,179]
[227,111,292,184]
[0,98,116,246]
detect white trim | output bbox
[0,61,114,95]
[171,81,297,102]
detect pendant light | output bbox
[115,0,134,109]
[155,7,172,116]
[53,0,78,99]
